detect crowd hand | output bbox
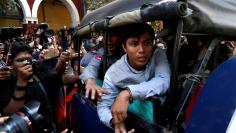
[85,78,110,101]
[15,61,33,83]
[38,49,47,61]
[0,116,8,124]
[114,122,135,133]
[111,90,130,124]
[0,68,11,80]
[59,50,71,64]
[0,116,8,133]
[60,128,73,133]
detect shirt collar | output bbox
[124,54,145,74]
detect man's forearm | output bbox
[62,75,79,85]
[55,59,66,76]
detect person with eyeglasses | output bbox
[0,41,70,132]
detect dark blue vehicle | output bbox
[71,0,236,132]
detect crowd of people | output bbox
[0,26,78,132]
[1,21,236,133]
[0,22,171,133]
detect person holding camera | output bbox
[0,41,70,132]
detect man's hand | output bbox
[0,116,8,124]
[38,49,47,61]
[59,51,71,64]
[55,50,71,76]
[114,121,135,133]
[85,78,109,101]
[114,122,126,133]
[0,116,8,133]
[111,90,130,124]
[0,68,10,80]
[15,61,33,85]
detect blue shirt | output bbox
[80,50,97,67]
[80,47,124,81]
[97,48,171,128]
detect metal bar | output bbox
[103,31,108,73]
[170,19,183,106]
[175,38,221,121]
[168,19,183,131]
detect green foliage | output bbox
[87,0,113,10]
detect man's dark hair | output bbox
[121,23,155,45]
[10,41,33,60]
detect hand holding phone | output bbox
[59,50,71,63]
[0,66,11,80]
[0,67,9,71]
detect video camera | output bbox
[0,100,51,133]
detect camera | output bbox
[0,100,49,133]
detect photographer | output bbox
[0,41,70,132]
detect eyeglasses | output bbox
[13,57,33,64]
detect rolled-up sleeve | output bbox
[97,75,119,128]
[128,49,171,100]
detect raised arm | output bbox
[80,49,109,100]
[97,75,119,128]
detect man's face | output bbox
[107,31,121,52]
[123,32,154,70]
[13,52,33,70]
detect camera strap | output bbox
[33,75,56,132]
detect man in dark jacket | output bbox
[0,41,70,132]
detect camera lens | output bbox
[0,114,32,133]
[0,101,45,133]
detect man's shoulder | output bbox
[97,48,104,56]
[153,47,165,55]
[106,55,126,74]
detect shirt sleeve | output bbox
[128,49,171,100]
[80,52,96,67]
[97,74,119,128]
[79,54,102,81]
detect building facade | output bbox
[0,0,86,31]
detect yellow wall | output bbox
[0,19,21,27]
[38,2,72,31]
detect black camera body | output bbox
[0,100,50,133]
